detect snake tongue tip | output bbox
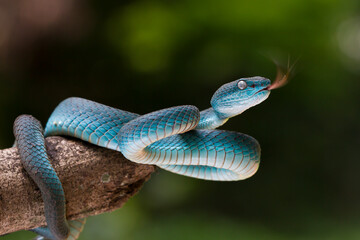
[270,56,298,90]
[269,69,290,90]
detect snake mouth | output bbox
[255,87,270,94]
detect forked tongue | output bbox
[267,58,297,90]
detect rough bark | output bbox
[0,136,155,235]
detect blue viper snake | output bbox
[12,75,286,239]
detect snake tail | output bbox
[14,115,85,240]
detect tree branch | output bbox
[0,136,155,235]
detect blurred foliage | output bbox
[1,0,360,239]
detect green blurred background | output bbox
[1,0,360,239]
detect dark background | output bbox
[1,0,360,239]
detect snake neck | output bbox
[195,107,229,130]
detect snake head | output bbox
[210,76,271,118]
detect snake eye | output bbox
[237,80,247,90]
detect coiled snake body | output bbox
[13,77,272,239]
